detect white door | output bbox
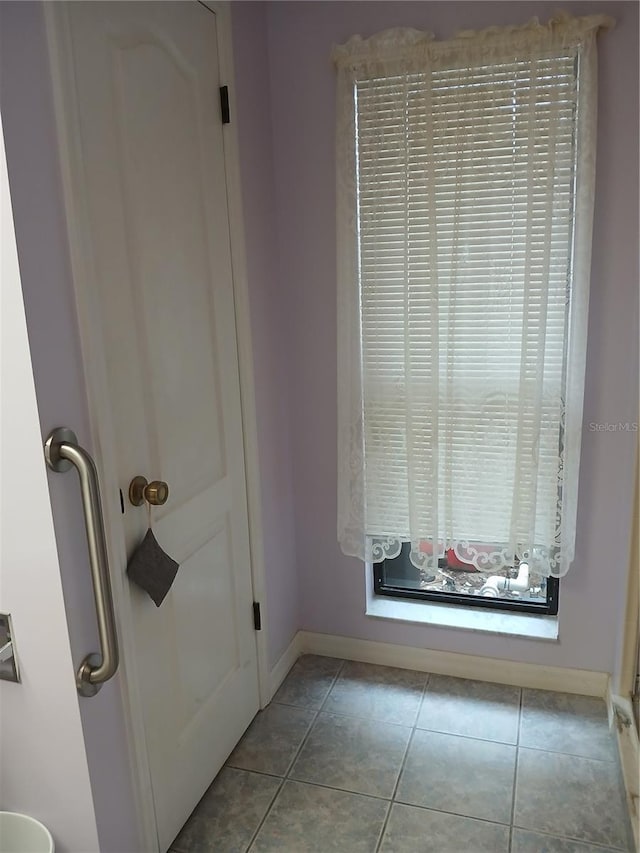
[61,3,260,848]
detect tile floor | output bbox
[170,655,633,853]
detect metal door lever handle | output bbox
[45,427,119,697]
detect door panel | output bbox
[64,3,259,848]
[114,35,227,497]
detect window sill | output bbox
[365,575,559,641]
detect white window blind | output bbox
[334,16,612,577]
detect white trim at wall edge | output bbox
[607,688,639,850]
[269,630,609,699]
[269,633,303,700]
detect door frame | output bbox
[617,443,638,699]
[44,3,270,849]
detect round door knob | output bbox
[129,475,169,507]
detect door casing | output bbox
[44,3,271,849]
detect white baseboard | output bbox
[269,627,608,700]
[295,630,609,697]
[607,689,639,851]
[267,632,303,703]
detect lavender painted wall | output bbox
[0,1,636,843]
[231,2,299,667]
[263,1,639,674]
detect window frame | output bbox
[373,554,560,616]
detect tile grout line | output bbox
[265,775,393,802]
[378,798,521,829]
[244,775,285,853]
[374,672,431,852]
[515,742,621,764]
[242,657,348,852]
[508,825,632,853]
[279,710,319,779]
[373,801,394,853]
[249,660,356,850]
[508,687,524,852]
[410,721,522,748]
[402,669,431,790]
[316,658,347,715]
[281,658,347,781]
[282,708,322,778]
[416,670,432,730]
[373,746,413,851]
[276,659,346,790]
[243,657,348,852]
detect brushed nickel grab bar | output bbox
[44,427,119,697]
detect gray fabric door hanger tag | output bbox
[127,528,179,607]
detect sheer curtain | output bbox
[334,14,612,577]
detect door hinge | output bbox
[253,601,262,631]
[219,86,230,125]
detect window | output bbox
[374,542,560,614]
[334,16,611,612]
